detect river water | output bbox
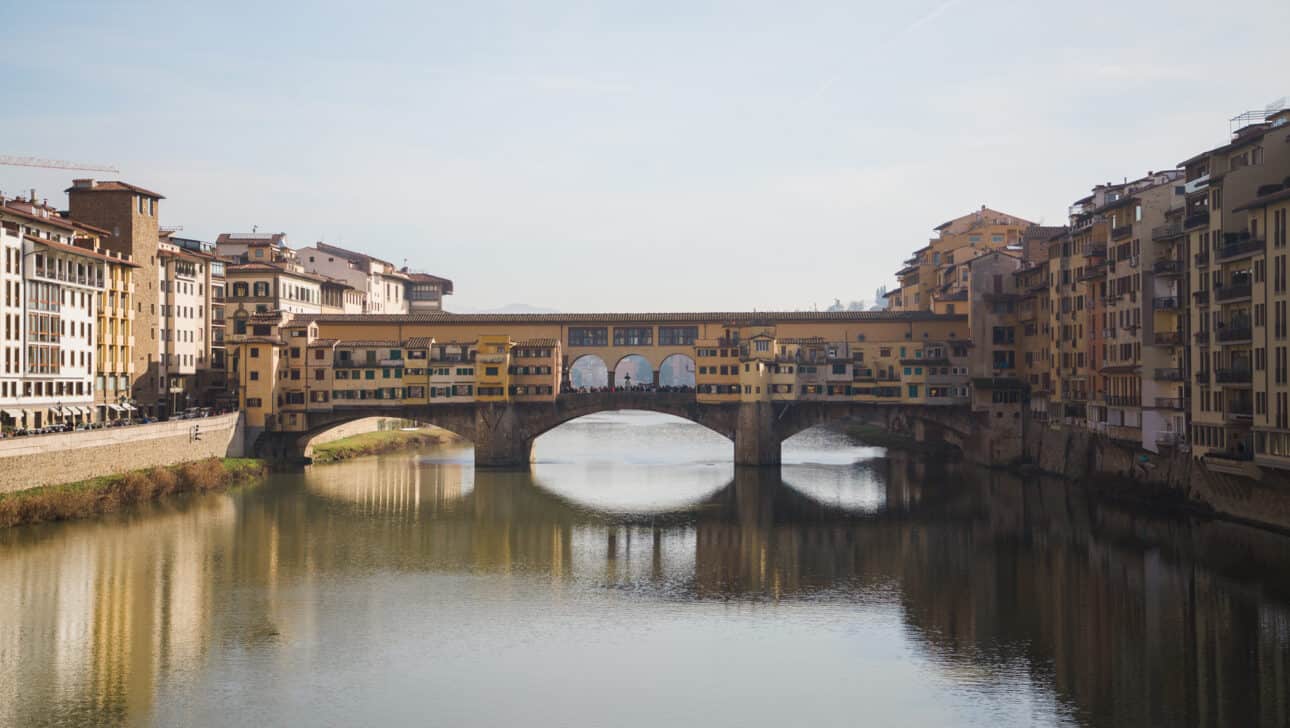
[2,411,1289,727]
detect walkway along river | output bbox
[1,411,1288,727]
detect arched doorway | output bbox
[614,354,653,390]
[568,354,609,391]
[657,353,696,390]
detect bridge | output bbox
[254,390,996,467]
[235,309,1024,467]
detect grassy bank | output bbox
[844,423,961,457]
[310,428,454,464]
[0,458,268,529]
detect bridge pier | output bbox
[734,402,782,467]
[473,403,534,467]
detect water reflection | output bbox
[0,415,1288,727]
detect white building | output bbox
[0,198,110,429]
[297,242,409,314]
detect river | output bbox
[2,411,1289,727]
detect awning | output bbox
[121,403,137,412]
[108,404,125,413]
[76,406,91,416]
[2,409,23,420]
[49,407,65,417]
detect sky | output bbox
[1,0,1288,313]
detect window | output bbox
[658,326,698,346]
[485,366,499,376]
[253,281,270,297]
[613,327,653,346]
[568,327,608,346]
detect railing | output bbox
[1194,330,1210,344]
[1153,397,1184,410]
[1214,284,1252,302]
[1153,368,1184,381]
[1184,210,1210,229]
[1225,405,1254,421]
[1195,251,1209,266]
[1216,326,1252,343]
[1152,222,1183,241]
[1195,370,1210,383]
[1215,237,1264,261]
[1215,368,1253,384]
[1103,328,1117,339]
[1152,259,1184,275]
[1193,290,1209,305]
[1156,432,1186,447]
[1106,395,1141,407]
[1152,296,1180,310]
[1153,331,1183,346]
[1111,224,1133,240]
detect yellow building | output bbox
[474,335,511,401]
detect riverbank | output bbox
[0,458,268,528]
[310,428,456,464]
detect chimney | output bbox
[29,188,36,203]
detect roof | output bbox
[334,340,402,348]
[64,180,165,199]
[313,241,394,268]
[225,261,331,283]
[24,234,141,267]
[1,203,79,232]
[514,338,559,347]
[934,206,1036,232]
[403,337,433,348]
[216,232,287,246]
[293,310,965,325]
[1023,225,1067,242]
[403,270,455,294]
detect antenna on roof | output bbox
[252,225,258,233]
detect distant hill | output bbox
[447,303,560,315]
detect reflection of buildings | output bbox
[3,452,1290,725]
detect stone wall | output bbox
[0,413,245,494]
[1023,417,1290,532]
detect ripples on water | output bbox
[1,411,1289,728]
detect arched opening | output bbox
[531,410,733,511]
[614,354,653,391]
[568,354,609,391]
[657,353,696,390]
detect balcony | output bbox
[1152,259,1185,276]
[1215,325,1252,343]
[1214,283,1252,303]
[1156,431,1187,448]
[1215,237,1264,262]
[1224,405,1254,422]
[1184,210,1210,229]
[1193,290,1209,306]
[1106,395,1141,407]
[1152,296,1181,311]
[1215,368,1253,384]
[1152,221,1184,241]
[1195,251,1209,267]
[1195,370,1210,383]
[1103,328,1117,339]
[1152,330,1183,346]
[1111,224,1133,240]
[1153,367,1184,382]
[1194,330,1210,345]
[1083,244,1107,258]
[1153,397,1184,410]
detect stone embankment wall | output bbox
[0,413,245,494]
[1023,419,1290,531]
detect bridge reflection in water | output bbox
[2,422,1290,726]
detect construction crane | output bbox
[0,155,119,173]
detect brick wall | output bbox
[0,413,245,494]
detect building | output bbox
[0,196,124,429]
[65,179,165,416]
[893,207,1036,313]
[155,234,226,415]
[296,242,410,314]
[1184,101,1290,470]
[400,269,454,312]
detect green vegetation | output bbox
[0,458,269,529]
[310,428,453,464]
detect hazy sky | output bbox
[2,1,1287,312]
